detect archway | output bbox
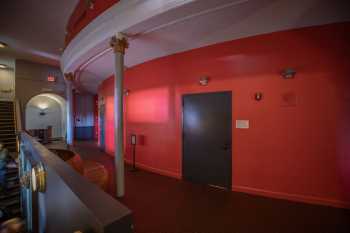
[25,93,67,140]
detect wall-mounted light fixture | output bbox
[199,76,210,86]
[37,103,48,110]
[124,89,130,96]
[86,0,95,9]
[0,64,8,69]
[254,92,263,101]
[0,42,7,49]
[281,68,296,79]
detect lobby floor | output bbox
[72,141,350,233]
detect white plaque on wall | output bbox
[236,120,249,129]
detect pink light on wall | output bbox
[126,87,170,123]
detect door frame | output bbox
[181,91,233,189]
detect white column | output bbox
[64,73,74,146]
[111,33,128,197]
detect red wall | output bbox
[98,22,350,208]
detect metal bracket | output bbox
[20,171,31,189]
[31,163,46,193]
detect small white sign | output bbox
[236,120,249,129]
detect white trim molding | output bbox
[61,0,198,73]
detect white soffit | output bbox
[61,0,201,73]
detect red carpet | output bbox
[73,141,350,233]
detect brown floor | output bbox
[71,141,350,233]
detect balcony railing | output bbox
[19,132,132,233]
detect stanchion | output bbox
[129,134,138,172]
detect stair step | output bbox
[0,127,14,130]
[0,190,20,201]
[6,183,20,191]
[8,207,21,216]
[0,197,20,208]
[6,171,18,178]
[1,141,16,145]
[0,136,17,140]
[0,115,14,118]
[6,175,19,182]
[6,180,19,188]
[0,140,17,143]
[0,134,16,137]
[5,174,18,180]
[0,136,16,139]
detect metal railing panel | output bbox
[19,132,133,233]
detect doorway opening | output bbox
[182,91,232,189]
[25,93,67,142]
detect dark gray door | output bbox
[183,92,232,189]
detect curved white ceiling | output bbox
[28,93,66,110]
[62,0,350,93]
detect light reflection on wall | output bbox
[126,87,169,123]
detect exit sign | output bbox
[47,76,56,82]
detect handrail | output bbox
[14,99,22,152]
[14,99,22,132]
[19,132,133,233]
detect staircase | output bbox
[0,167,21,221]
[0,101,17,152]
[0,101,21,221]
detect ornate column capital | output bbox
[64,72,74,82]
[110,33,129,54]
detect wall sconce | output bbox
[85,0,95,9]
[124,89,130,96]
[0,64,8,69]
[199,76,210,86]
[254,92,263,101]
[0,42,8,49]
[281,68,296,79]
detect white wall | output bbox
[26,95,66,138]
[0,56,15,100]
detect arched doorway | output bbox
[25,93,67,140]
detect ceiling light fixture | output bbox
[199,76,210,86]
[0,64,8,69]
[281,68,296,79]
[0,42,8,48]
